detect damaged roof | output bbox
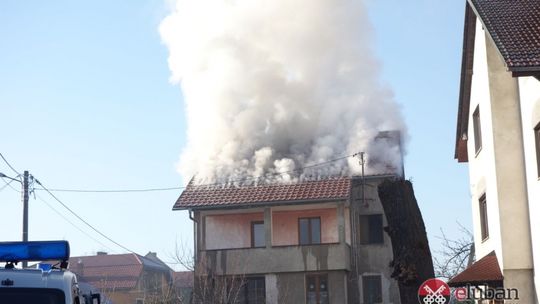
[173,176,352,210]
[470,0,540,74]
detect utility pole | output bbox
[22,170,29,268]
[0,170,32,268]
[359,152,365,196]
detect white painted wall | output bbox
[466,21,503,262]
[518,76,540,300]
[464,15,538,303]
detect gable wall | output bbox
[466,19,503,262]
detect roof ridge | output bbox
[187,174,351,190]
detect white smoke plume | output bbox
[159,0,406,184]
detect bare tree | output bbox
[172,240,249,304]
[434,223,474,280]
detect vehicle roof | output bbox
[0,268,77,291]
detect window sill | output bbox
[481,236,489,243]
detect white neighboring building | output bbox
[450,0,540,303]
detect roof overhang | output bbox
[448,251,503,287]
[466,0,540,77]
[173,197,348,211]
[454,2,476,163]
[455,0,540,161]
[509,67,540,78]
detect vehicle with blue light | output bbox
[0,240,100,304]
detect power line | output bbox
[34,186,183,193]
[1,176,20,193]
[33,152,356,193]
[0,152,21,176]
[34,178,137,254]
[35,193,114,252]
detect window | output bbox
[143,271,162,294]
[245,277,265,304]
[299,217,321,245]
[0,288,65,304]
[135,299,144,304]
[306,274,328,304]
[362,275,383,304]
[234,277,266,304]
[479,195,489,241]
[473,106,482,154]
[251,221,265,248]
[359,214,384,244]
[535,122,540,178]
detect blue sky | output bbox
[0,0,470,268]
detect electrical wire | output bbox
[35,193,114,252]
[33,152,357,193]
[34,178,137,254]
[0,152,21,176]
[1,176,20,193]
[34,186,183,193]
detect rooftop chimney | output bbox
[370,130,405,177]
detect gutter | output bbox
[173,197,349,211]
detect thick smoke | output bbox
[160,0,406,184]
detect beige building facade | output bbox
[174,176,401,304]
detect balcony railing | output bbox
[199,243,350,275]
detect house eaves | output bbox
[455,0,540,162]
[455,2,476,162]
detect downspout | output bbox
[189,209,198,263]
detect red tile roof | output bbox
[448,251,503,287]
[69,254,143,290]
[173,176,352,209]
[470,0,540,73]
[71,253,141,268]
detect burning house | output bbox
[161,0,417,303]
[174,175,401,304]
[172,133,406,304]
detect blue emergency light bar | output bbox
[0,241,70,262]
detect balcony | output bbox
[197,202,351,275]
[201,243,351,275]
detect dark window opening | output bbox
[359,214,384,245]
[479,194,489,241]
[142,271,162,294]
[0,288,65,304]
[251,221,265,248]
[473,106,482,154]
[299,217,321,245]
[362,275,383,304]
[306,274,328,304]
[534,122,540,178]
[233,277,266,304]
